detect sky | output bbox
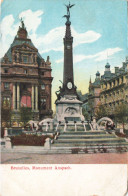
[1,0,127,110]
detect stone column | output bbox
[115,80,118,86]
[34,54,37,64]
[31,54,33,63]
[119,78,122,85]
[21,54,23,63]
[111,81,114,88]
[32,85,34,110]
[35,85,38,111]
[123,75,126,83]
[17,83,20,110]
[13,83,16,109]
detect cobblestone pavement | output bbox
[1,152,128,164]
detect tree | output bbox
[95,103,108,120]
[1,100,12,128]
[1,100,12,137]
[114,103,128,130]
[82,108,89,120]
[19,107,33,127]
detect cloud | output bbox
[0,15,19,57]
[39,27,101,54]
[94,47,123,61]
[0,10,43,57]
[0,0,3,4]
[73,30,101,47]
[0,9,101,57]
[19,10,43,33]
[55,47,123,64]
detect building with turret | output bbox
[81,58,128,120]
[1,19,53,126]
[100,58,128,119]
[82,71,101,118]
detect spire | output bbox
[59,2,76,96]
[89,76,92,84]
[63,2,75,39]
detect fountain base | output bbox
[55,95,84,123]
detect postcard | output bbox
[0,0,128,195]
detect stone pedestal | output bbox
[5,137,12,149]
[4,128,8,137]
[44,138,51,149]
[55,95,84,123]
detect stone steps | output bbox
[58,134,115,139]
[52,130,128,150]
[55,138,124,142]
[57,131,106,135]
[52,142,128,147]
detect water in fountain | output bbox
[56,123,59,132]
[45,123,49,132]
[75,123,77,132]
[64,123,67,132]
[89,123,93,131]
[83,122,86,132]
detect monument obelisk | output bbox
[55,3,84,123]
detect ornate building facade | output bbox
[100,58,128,118]
[88,71,101,117]
[81,59,128,120]
[1,20,53,126]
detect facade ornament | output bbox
[20,17,25,29]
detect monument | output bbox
[55,3,84,123]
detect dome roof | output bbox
[96,71,100,76]
[105,62,110,68]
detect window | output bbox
[41,98,46,109]
[41,84,45,90]
[24,69,28,74]
[3,97,10,107]
[67,45,71,49]
[4,83,9,90]
[41,72,44,76]
[23,56,28,63]
[29,56,32,63]
[4,69,8,73]
[41,98,46,103]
